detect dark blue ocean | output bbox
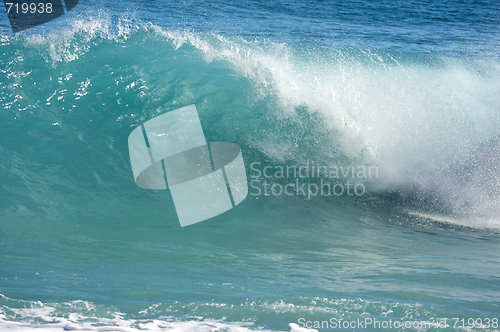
[1,0,500,331]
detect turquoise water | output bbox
[1,1,500,331]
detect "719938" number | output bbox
[5,2,53,14]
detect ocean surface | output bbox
[1,0,500,331]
